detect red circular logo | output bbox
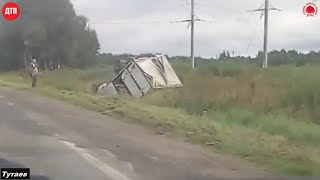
[303,2,318,17]
[2,2,20,21]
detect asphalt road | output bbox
[0,87,267,180]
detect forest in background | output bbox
[98,49,320,68]
[0,0,99,71]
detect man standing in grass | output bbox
[29,58,39,88]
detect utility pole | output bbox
[248,0,280,69]
[263,0,269,68]
[176,0,212,69]
[175,0,212,70]
[191,0,195,69]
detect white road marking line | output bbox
[60,140,132,180]
[7,102,14,106]
[103,149,117,159]
[150,156,159,161]
[126,162,135,173]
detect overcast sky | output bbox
[70,0,320,57]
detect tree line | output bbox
[216,49,320,66]
[96,49,320,68]
[0,0,100,71]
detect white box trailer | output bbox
[98,54,183,97]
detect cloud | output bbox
[71,0,320,57]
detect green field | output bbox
[0,60,319,175]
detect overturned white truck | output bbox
[98,54,183,97]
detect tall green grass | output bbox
[146,61,320,124]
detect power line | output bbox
[245,16,263,54]
[247,0,281,68]
[88,21,186,25]
[191,0,195,70]
[184,0,212,70]
[87,18,211,25]
[89,0,212,71]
